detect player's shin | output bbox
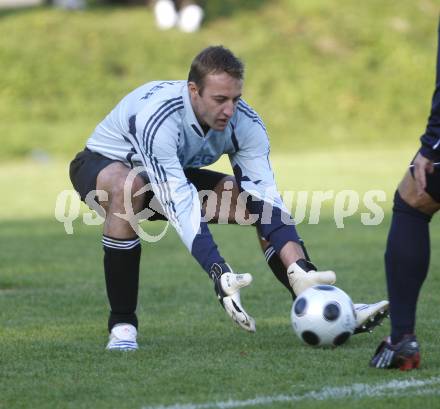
[385,191,431,344]
[263,238,336,297]
[102,235,141,332]
[264,245,295,299]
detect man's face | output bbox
[189,72,243,131]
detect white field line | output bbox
[142,376,440,409]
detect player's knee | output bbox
[393,191,432,222]
[216,176,239,196]
[130,175,147,200]
[257,234,270,252]
[107,175,128,202]
[397,170,440,215]
[97,163,130,195]
[399,188,425,210]
[213,176,243,222]
[109,174,145,208]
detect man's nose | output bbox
[223,101,234,117]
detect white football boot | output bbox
[354,301,389,334]
[106,323,138,351]
[177,4,204,33]
[154,0,178,30]
[287,259,336,296]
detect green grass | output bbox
[1,151,440,409]
[0,0,439,159]
[2,1,440,407]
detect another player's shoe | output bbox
[287,259,336,296]
[353,301,389,334]
[154,0,178,30]
[177,4,204,33]
[210,263,256,332]
[370,334,420,370]
[106,323,138,351]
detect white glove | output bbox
[287,259,336,296]
[210,263,256,332]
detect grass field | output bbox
[2,0,440,407]
[1,150,440,409]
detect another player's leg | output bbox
[370,169,440,369]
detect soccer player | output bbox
[70,46,388,350]
[370,24,440,370]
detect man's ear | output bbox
[188,81,199,97]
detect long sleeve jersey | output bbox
[87,80,299,272]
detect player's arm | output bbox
[229,120,301,259]
[127,112,255,331]
[229,115,335,294]
[128,113,222,271]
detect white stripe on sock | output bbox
[102,237,140,250]
[264,246,276,262]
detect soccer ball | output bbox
[291,285,356,347]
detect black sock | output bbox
[264,245,295,300]
[102,235,141,332]
[385,192,431,344]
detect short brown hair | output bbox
[188,46,244,92]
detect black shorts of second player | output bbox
[69,148,229,221]
[410,149,440,203]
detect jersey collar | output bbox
[182,82,205,138]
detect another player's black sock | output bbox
[102,235,141,332]
[385,191,431,345]
[264,245,295,300]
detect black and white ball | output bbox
[291,285,356,347]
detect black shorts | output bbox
[410,150,440,202]
[69,148,229,221]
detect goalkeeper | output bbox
[70,46,387,350]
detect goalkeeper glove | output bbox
[287,259,336,296]
[209,263,256,332]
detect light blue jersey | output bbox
[87,81,299,272]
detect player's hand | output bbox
[413,152,435,196]
[287,259,336,296]
[209,263,256,332]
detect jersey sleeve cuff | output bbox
[420,144,440,161]
[190,220,225,273]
